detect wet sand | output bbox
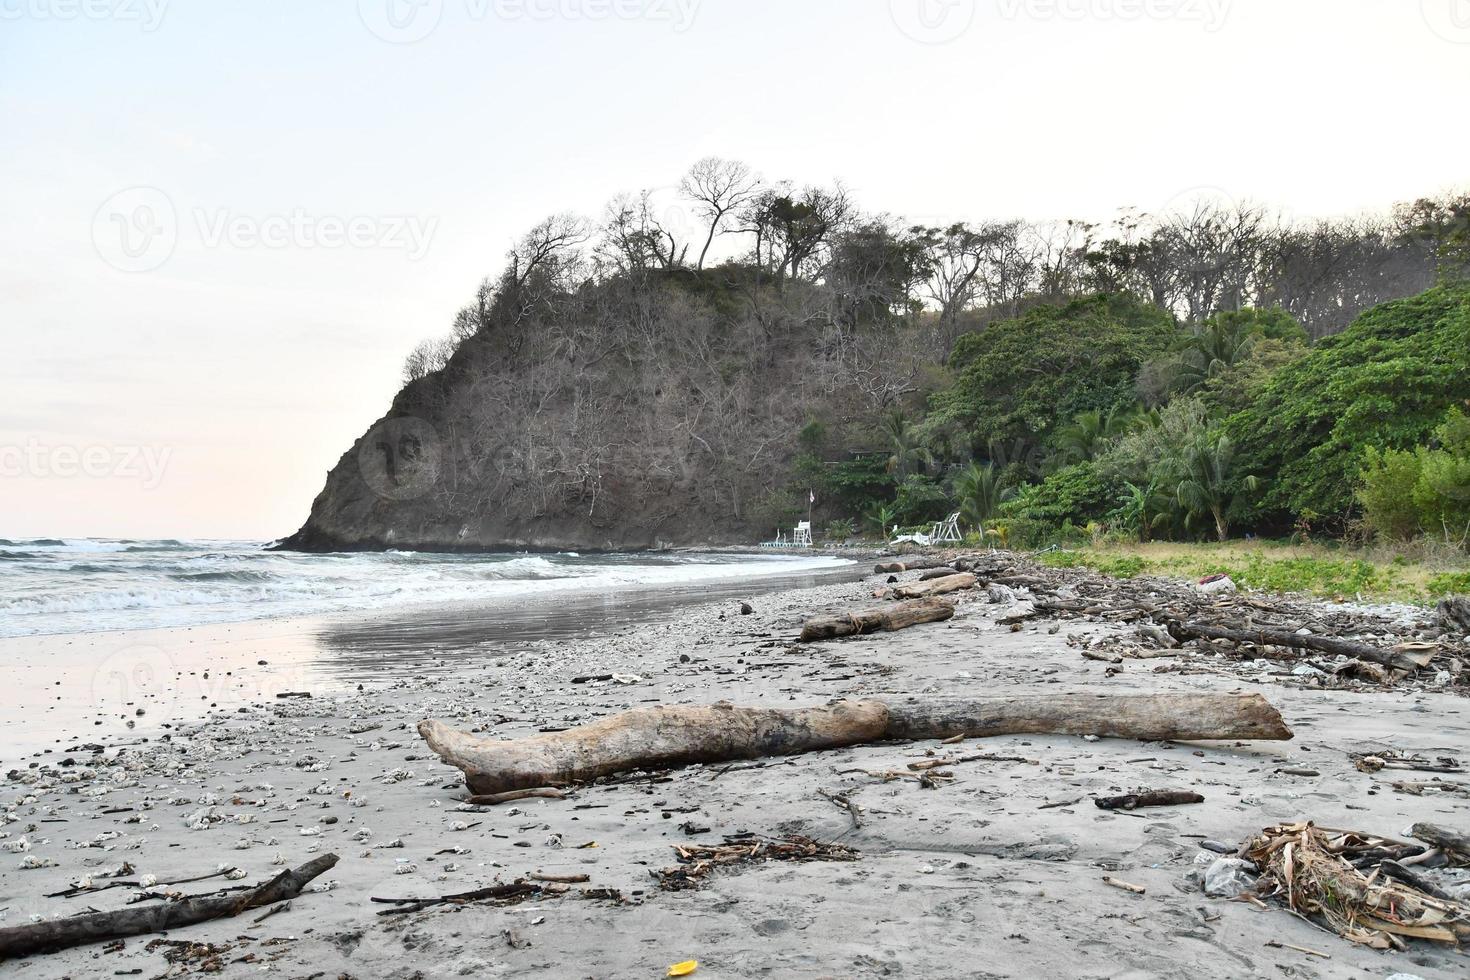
[2,564,1467,978]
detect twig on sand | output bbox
[1102,876,1146,894]
[1264,940,1330,958]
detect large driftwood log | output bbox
[873,557,949,574]
[420,693,1291,795]
[1410,822,1470,858]
[890,572,977,600]
[799,598,954,641]
[0,855,337,960]
[1439,597,1470,634]
[1167,621,1433,673]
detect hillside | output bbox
[278,168,1468,552]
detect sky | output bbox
[1,0,1467,541]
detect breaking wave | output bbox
[0,539,853,638]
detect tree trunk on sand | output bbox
[799,598,954,641]
[0,855,337,960]
[890,572,976,600]
[1167,621,1433,673]
[1410,822,1470,858]
[1439,597,1470,634]
[419,693,1291,796]
[874,557,950,574]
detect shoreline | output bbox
[2,555,1466,978]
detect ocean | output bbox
[0,538,857,639]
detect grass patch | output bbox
[1036,541,1467,603]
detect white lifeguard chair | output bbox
[792,520,813,547]
[931,511,962,545]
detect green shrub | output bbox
[1427,571,1470,596]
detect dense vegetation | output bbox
[327,160,1468,567]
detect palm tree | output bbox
[880,409,931,478]
[863,500,898,538]
[1176,316,1257,392]
[1175,433,1260,542]
[953,461,1013,537]
[1055,404,1139,463]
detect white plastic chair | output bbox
[931,511,961,544]
[792,521,813,547]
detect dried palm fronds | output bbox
[657,834,859,891]
[1247,822,1470,949]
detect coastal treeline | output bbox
[390,159,1469,554]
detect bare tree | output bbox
[598,191,687,274]
[679,157,760,270]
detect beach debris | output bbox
[1245,822,1470,949]
[885,572,977,600]
[1202,858,1257,898]
[462,787,569,806]
[1353,751,1462,775]
[1094,789,1204,811]
[1101,875,1145,894]
[656,835,859,891]
[419,693,1290,795]
[0,854,338,959]
[1410,822,1470,860]
[799,598,956,641]
[1167,621,1433,675]
[370,877,623,916]
[1196,574,1236,594]
[739,601,754,615]
[667,959,699,976]
[1439,596,1470,634]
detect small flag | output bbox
[809,489,815,504]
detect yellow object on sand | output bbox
[667,961,698,976]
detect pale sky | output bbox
[2,0,1467,540]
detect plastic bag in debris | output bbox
[1196,574,1236,595]
[1203,857,1256,898]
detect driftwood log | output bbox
[0,855,337,960]
[800,598,954,641]
[1095,789,1204,810]
[1167,621,1434,673]
[419,693,1291,795]
[919,566,961,581]
[873,557,950,574]
[1410,822,1470,858]
[889,572,977,600]
[1439,597,1470,634]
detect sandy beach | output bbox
[2,557,1467,979]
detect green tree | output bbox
[880,409,931,479]
[952,461,1013,535]
[1055,404,1138,463]
[1227,284,1470,526]
[1175,433,1259,542]
[928,293,1178,455]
